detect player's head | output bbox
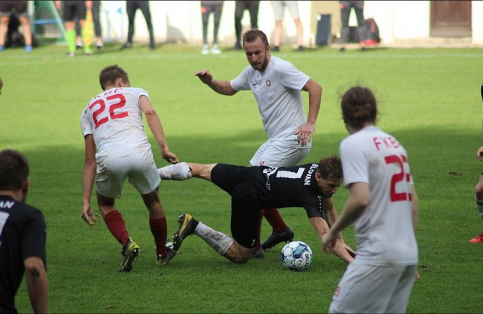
[341,86,378,132]
[0,150,30,201]
[242,29,270,71]
[99,65,130,90]
[316,156,343,198]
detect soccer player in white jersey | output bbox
[81,65,179,272]
[194,29,322,257]
[322,86,419,313]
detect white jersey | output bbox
[230,56,310,139]
[80,87,152,165]
[340,126,418,266]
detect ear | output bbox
[22,178,29,199]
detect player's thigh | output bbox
[96,159,129,199]
[230,184,260,249]
[250,137,310,167]
[211,163,250,195]
[386,265,417,313]
[329,264,405,313]
[127,150,161,195]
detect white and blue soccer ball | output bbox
[280,241,313,271]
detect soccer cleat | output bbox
[261,227,295,251]
[251,247,265,259]
[156,243,177,266]
[159,162,192,181]
[469,232,483,243]
[296,45,304,52]
[66,52,75,57]
[172,214,198,251]
[119,237,140,272]
[25,45,33,52]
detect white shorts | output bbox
[96,150,161,199]
[273,1,300,21]
[250,134,310,167]
[329,263,417,314]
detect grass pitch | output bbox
[1,43,483,313]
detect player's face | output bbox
[244,37,270,71]
[316,174,342,198]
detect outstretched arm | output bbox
[25,257,49,313]
[195,70,238,96]
[309,216,354,263]
[139,95,179,164]
[296,78,322,146]
[322,182,369,254]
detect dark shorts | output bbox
[62,1,86,22]
[211,164,261,249]
[0,1,27,17]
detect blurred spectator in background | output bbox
[75,1,102,51]
[271,1,304,52]
[0,0,33,52]
[56,1,93,56]
[122,1,154,50]
[233,1,259,50]
[200,1,223,55]
[338,1,366,52]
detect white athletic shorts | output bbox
[96,150,161,199]
[250,134,310,167]
[273,1,300,21]
[329,263,417,314]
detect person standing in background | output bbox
[122,1,155,50]
[200,1,224,55]
[233,1,259,50]
[271,1,304,52]
[55,1,93,57]
[338,1,367,52]
[0,0,33,52]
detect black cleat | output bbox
[261,228,295,251]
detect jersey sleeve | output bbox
[80,105,93,137]
[301,193,325,219]
[275,60,310,91]
[136,88,151,101]
[230,67,251,91]
[340,137,370,186]
[21,210,47,268]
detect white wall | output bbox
[472,1,483,44]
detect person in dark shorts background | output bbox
[0,0,33,52]
[0,149,49,313]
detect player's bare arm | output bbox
[24,257,49,313]
[309,216,353,263]
[195,70,237,96]
[322,182,369,253]
[296,79,322,146]
[139,96,179,164]
[82,135,98,227]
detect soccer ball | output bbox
[280,241,313,271]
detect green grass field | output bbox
[1,43,483,313]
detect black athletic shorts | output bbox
[0,1,27,16]
[62,1,86,22]
[211,164,262,248]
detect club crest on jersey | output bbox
[266,80,271,86]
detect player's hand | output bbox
[476,146,483,161]
[81,204,98,227]
[162,150,179,164]
[0,77,3,95]
[415,271,421,281]
[344,243,356,258]
[294,122,315,146]
[321,231,338,254]
[195,70,213,85]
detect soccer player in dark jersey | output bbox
[0,150,49,313]
[158,157,355,264]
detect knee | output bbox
[476,185,483,199]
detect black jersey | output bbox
[252,163,326,219]
[0,196,47,314]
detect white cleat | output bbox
[158,162,192,180]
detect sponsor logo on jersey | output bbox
[0,200,14,209]
[304,164,318,186]
[266,80,271,86]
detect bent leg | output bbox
[19,16,32,46]
[141,189,169,256]
[0,16,10,47]
[97,192,130,246]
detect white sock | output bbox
[194,222,233,255]
[158,162,192,180]
[476,198,483,217]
